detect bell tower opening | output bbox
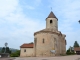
[46,11,58,31]
[50,20,52,23]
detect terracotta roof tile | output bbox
[20,43,33,48]
[74,47,80,51]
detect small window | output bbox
[24,49,26,52]
[43,39,45,43]
[54,38,56,41]
[50,20,52,23]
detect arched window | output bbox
[43,39,45,43]
[50,20,52,23]
[24,49,26,52]
[54,38,57,47]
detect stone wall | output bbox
[34,31,66,57]
[46,18,58,31]
[20,48,34,57]
[58,34,66,55]
[34,32,59,57]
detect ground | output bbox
[0,58,15,60]
[0,55,80,60]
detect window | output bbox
[50,20,52,23]
[24,49,26,52]
[54,38,57,47]
[43,39,45,43]
[54,38,56,42]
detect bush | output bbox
[10,53,19,57]
[66,52,75,55]
[10,50,20,57]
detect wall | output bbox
[34,32,59,57]
[20,48,34,57]
[46,18,58,31]
[58,34,66,55]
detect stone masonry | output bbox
[34,11,66,57]
[20,11,66,57]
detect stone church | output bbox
[20,11,67,57]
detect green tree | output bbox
[1,47,11,54]
[1,47,5,53]
[10,50,20,57]
[29,42,33,44]
[6,47,11,54]
[66,46,75,55]
[73,41,79,47]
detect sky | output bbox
[0,0,80,50]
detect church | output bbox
[20,11,67,57]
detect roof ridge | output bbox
[20,43,33,48]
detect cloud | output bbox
[34,0,42,6]
[0,0,19,17]
[25,5,35,10]
[19,0,42,10]
[1,0,80,50]
[0,0,44,49]
[49,0,80,49]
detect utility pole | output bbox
[4,42,8,53]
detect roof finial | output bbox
[51,7,52,11]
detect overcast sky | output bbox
[0,0,80,50]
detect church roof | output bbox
[34,29,61,36]
[47,11,58,19]
[20,43,33,48]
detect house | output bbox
[74,47,80,55]
[20,43,34,57]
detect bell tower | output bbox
[46,11,58,31]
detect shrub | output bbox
[10,50,20,57]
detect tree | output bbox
[1,47,5,53]
[10,50,20,57]
[73,41,79,47]
[6,47,11,54]
[29,42,33,44]
[66,46,75,55]
[1,47,11,54]
[78,20,80,23]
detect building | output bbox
[20,11,67,57]
[20,43,34,57]
[74,47,80,55]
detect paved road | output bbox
[0,55,80,60]
[14,55,80,60]
[0,58,15,60]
